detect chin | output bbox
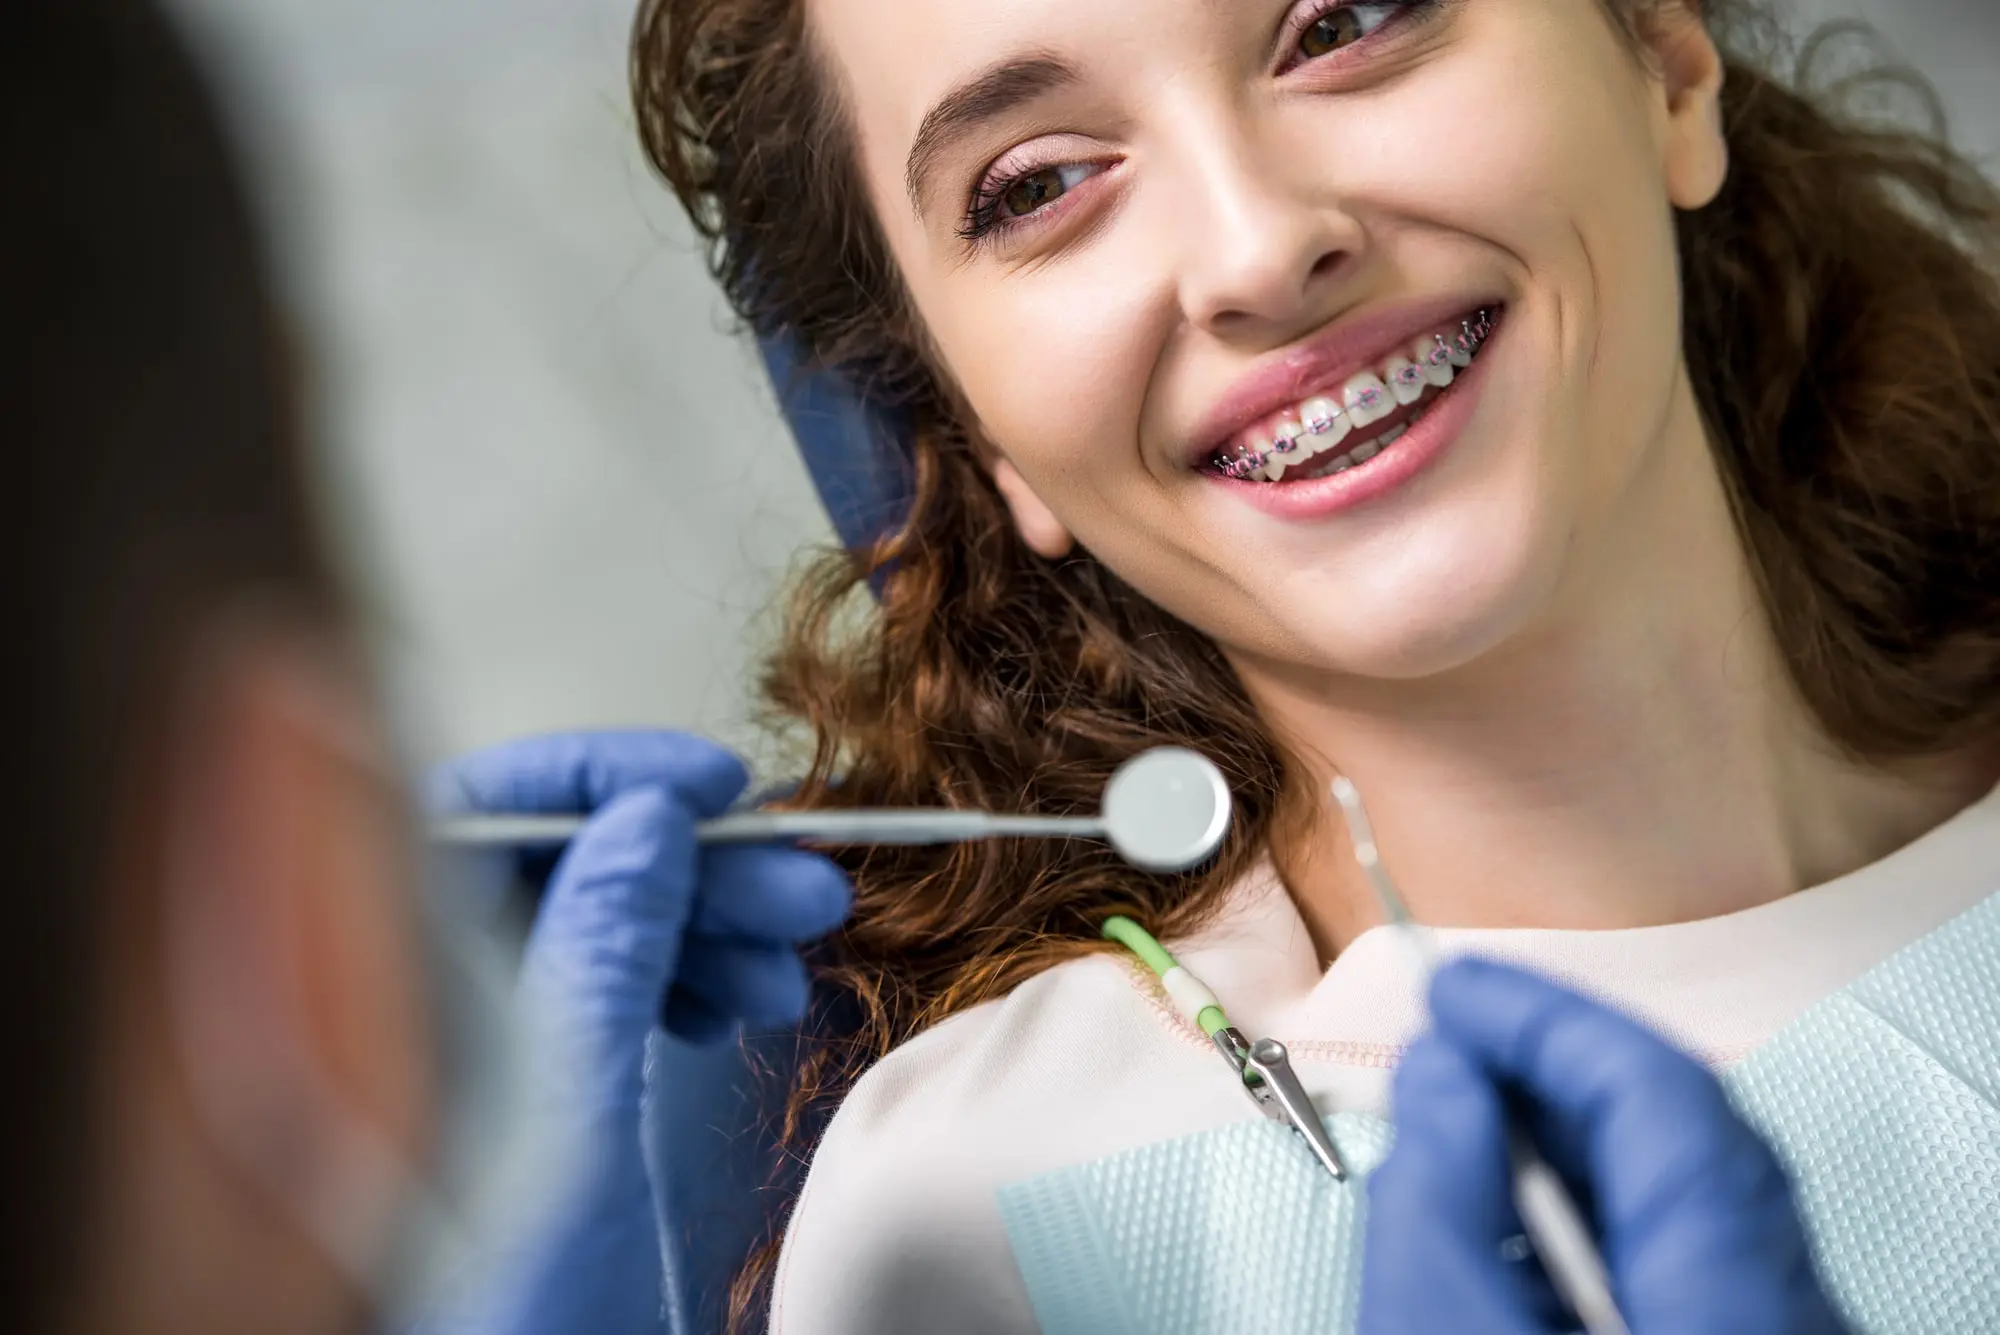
[1277,524,1564,682]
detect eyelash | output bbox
[958,158,1110,244]
[958,0,1441,247]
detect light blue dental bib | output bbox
[996,893,2000,1335]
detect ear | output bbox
[160,629,434,1268]
[990,457,1077,559]
[1644,2,1729,210]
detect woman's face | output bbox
[809,0,1728,685]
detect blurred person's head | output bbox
[9,3,438,1331]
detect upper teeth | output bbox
[1217,309,1494,480]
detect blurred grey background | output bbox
[167,0,1997,764]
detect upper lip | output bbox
[1182,294,1502,468]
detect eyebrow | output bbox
[904,53,1080,220]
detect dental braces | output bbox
[1216,307,1498,480]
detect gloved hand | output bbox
[419,730,852,1335]
[1360,958,1846,1335]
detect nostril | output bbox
[1307,248,1347,284]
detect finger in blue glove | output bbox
[1361,1032,1558,1335]
[426,729,749,820]
[660,984,741,1049]
[1363,958,1847,1335]
[693,843,853,943]
[671,938,813,1030]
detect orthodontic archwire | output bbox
[1215,307,1498,480]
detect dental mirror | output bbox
[1095,746,1234,871]
[433,744,1233,873]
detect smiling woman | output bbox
[634,0,2000,1330]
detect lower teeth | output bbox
[1308,404,1424,478]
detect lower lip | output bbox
[1200,315,1501,521]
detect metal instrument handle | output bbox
[432,808,1107,849]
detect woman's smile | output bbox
[1199,303,1504,521]
[1208,309,1493,478]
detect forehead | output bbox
[810,0,1100,126]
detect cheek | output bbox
[1422,10,1670,291]
[1403,9,1687,464]
[915,258,1168,510]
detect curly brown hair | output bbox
[632,0,2000,1322]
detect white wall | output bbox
[176,0,833,765]
[172,0,1997,766]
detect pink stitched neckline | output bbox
[1116,956,1755,1070]
[1118,957,1407,1068]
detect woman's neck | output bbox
[1239,403,1995,960]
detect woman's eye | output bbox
[999,162,1097,220]
[1297,3,1402,59]
[961,158,1108,244]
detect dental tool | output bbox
[1100,915,1350,1181]
[1330,777,1633,1335]
[432,745,1233,874]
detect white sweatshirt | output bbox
[770,781,2000,1334]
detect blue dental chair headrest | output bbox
[645,336,915,1335]
[757,333,915,554]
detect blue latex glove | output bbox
[418,730,852,1335]
[1361,958,1846,1335]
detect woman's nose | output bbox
[1170,129,1359,344]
